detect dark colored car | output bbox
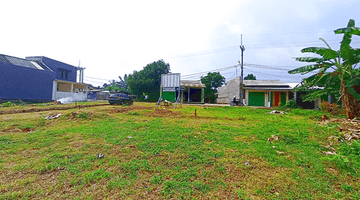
[108,93,133,105]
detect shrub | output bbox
[1,101,14,107]
[319,100,339,115]
[76,112,88,119]
[284,99,298,109]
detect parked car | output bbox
[108,93,133,105]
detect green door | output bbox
[281,92,286,105]
[248,92,265,106]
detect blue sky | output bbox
[1,0,360,86]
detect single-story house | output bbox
[218,78,296,107]
[0,54,87,102]
[217,77,332,108]
[161,80,205,103]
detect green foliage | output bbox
[323,141,360,176]
[120,74,130,93]
[244,74,256,80]
[284,99,298,109]
[76,112,89,119]
[2,101,14,107]
[127,60,170,101]
[105,83,119,92]
[200,72,225,103]
[289,19,360,118]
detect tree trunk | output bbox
[342,85,360,119]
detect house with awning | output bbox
[161,77,205,103]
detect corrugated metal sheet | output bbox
[161,73,180,87]
[6,56,36,69]
[0,54,47,71]
[244,87,292,91]
[180,80,205,88]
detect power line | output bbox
[84,76,113,81]
[165,39,352,60]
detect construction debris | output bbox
[45,113,61,120]
[320,117,360,142]
[321,151,337,155]
[96,153,104,159]
[269,110,285,114]
[267,135,280,143]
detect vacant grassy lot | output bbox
[0,102,359,199]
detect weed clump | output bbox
[1,101,14,107]
[320,100,341,115]
[76,112,90,119]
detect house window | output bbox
[61,70,69,79]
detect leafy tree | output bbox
[119,75,129,93]
[201,72,225,103]
[244,74,257,80]
[127,60,170,101]
[105,83,119,92]
[289,19,360,119]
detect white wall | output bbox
[55,91,87,101]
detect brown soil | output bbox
[0,104,110,115]
[108,105,152,114]
[144,109,182,118]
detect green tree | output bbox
[289,19,360,119]
[105,83,119,92]
[201,72,225,103]
[119,74,130,93]
[244,74,257,80]
[127,60,170,101]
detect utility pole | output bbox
[239,34,245,103]
[77,60,85,83]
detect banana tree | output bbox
[289,19,360,119]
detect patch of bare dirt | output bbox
[109,105,151,114]
[144,109,182,118]
[0,104,110,115]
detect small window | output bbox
[65,71,68,79]
[61,71,64,78]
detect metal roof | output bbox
[0,54,51,71]
[180,80,206,88]
[243,80,289,87]
[243,87,294,91]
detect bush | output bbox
[1,101,14,107]
[76,112,89,119]
[319,100,339,115]
[284,99,298,109]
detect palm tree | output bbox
[289,19,360,119]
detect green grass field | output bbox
[0,102,359,199]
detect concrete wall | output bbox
[0,63,54,101]
[55,91,87,101]
[217,77,240,104]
